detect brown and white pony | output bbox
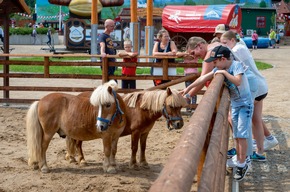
[26,80,126,173]
[65,87,187,169]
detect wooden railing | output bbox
[149,74,230,192]
[0,53,202,104]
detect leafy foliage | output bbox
[24,0,36,9]
[9,27,55,35]
[184,0,196,5]
[259,0,267,8]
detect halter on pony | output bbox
[97,90,124,127]
[162,105,183,131]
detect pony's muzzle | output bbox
[171,120,184,130]
[96,117,110,131]
[99,124,109,131]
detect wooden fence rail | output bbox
[0,54,202,104]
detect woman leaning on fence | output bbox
[152,29,177,86]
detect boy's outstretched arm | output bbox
[180,71,214,96]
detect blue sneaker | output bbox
[250,152,266,162]
[227,148,237,158]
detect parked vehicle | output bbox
[162,4,242,50]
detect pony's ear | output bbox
[107,86,113,94]
[166,87,172,96]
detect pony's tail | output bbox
[26,101,43,166]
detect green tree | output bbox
[259,0,267,7]
[184,0,196,5]
[271,12,276,28]
[25,0,36,9]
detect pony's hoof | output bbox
[28,159,39,170]
[105,166,117,174]
[41,167,50,173]
[140,162,150,169]
[65,154,77,163]
[79,159,87,166]
[129,163,140,170]
[33,163,39,170]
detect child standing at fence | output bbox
[117,40,138,89]
[184,45,253,181]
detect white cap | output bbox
[213,24,229,36]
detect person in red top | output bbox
[118,40,138,89]
[251,30,258,50]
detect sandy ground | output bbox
[0,45,290,191]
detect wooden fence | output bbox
[0,53,231,191]
[0,53,202,103]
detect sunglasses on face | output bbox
[188,44,200,56]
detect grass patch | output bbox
[0,57,273,75]
[256,61,273,70]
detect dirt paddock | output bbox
[1,46,290,191]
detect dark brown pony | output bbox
[26,80,126,173]
[65,88,187,169]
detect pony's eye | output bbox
[105,103,111,108]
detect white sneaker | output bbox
[227,155,238,168]
[226,155,251,168]
[264,136,278,151]
[253,142,257,151]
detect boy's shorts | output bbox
[232,104,253,139]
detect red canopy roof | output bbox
[162,4,242,33]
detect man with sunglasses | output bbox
[179,36,221,96]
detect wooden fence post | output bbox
[102,57,108,83]
[44,57,50,78]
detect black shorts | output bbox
[255,93,268,101]
[252,40,258,46]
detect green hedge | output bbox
[9,27,55,35]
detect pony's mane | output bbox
[90,80,118,106]
[123,89,187,113]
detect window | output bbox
[256,16,266,28]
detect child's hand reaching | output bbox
[179,87,189,96]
